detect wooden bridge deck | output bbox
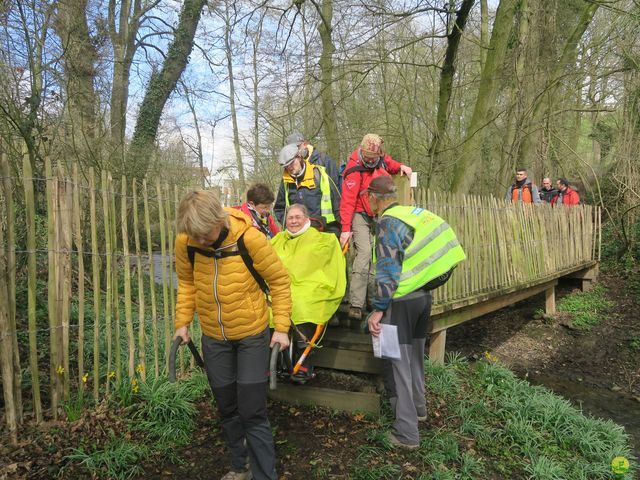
[269,261,598,414]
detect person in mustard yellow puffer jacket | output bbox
[173,190,291,480]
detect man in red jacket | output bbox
[551,178,580,206]
[340,134,412,322]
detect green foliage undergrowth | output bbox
[351,353,636,479]
[556,285,613,330]
[64,372,210,478]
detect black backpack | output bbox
[186,232,268,294]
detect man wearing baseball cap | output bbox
[273,143,341,235]
[285,131,340,189]
[340,134,412,322]
[366,175,466,450]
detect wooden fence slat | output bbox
[101,171,112,394]
[1,151,22,423]
[143,180,159,378]
[72,165,86,398]
[45,157,61,417]
[109,174,121,384]
[21,149,42,421]
[58,166,73,401]
[121,177,135,379]
[156,180,170,371]
[0,184,18,444]
[132,181,146,381]
[89,168,101,401]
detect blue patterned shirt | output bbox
[373,204,414,311]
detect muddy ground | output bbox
[1,274,638,479]
[446,274,640,458]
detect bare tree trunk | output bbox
[223,0,246,192]
[108,0,144,169]
[129,0,208,178]
[497,0,530,193]
[427,0,475,184]
[317,0,340,160]
[517,2,600,170]
[450,0,517,193]
[480,0,488,70]
[54,0,99,165]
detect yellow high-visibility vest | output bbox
[377,205,466,298]
[284,164,335,224]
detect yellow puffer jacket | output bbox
[174,208,291,340]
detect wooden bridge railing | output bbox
[413,188,600,310]
[0,155,601,438]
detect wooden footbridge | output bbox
[0,155,600,439]
[270,186,601,414]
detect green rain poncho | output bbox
[271,227,346,325]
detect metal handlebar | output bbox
[269,342,281,391]
[168,337,205,383]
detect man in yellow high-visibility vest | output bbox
[366,176,465,449]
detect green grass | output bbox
[65,435,148,480]
[556,285,613,330]
[63,372,210,478]
[351,354,636,479]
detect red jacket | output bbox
[340,149,402,232]
[551,187,580,206]
[234,203,280,238]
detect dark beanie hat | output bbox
[367,176,396,195]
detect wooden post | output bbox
[45,157,61,417]
[58,166,73,401]
[101,171,113,394]
[89,168,101,401]
[1,151,22,422]
[0,197,18,444]
[143,180,159,378]
[545,285,556,315]
[429,330,446,364]
[156,180,170,371]
[121,177,135,379]
[109,174,121,384]
[22,148,42,421]
[132,181,146,381]
[73,165,85,398]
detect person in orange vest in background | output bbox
[235,183,280,239]
[340,133,412,323]
[505,167,541,204]
[551,178,580,206]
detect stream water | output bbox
[525,372,640,461]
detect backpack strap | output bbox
[237,235,269,294]
[186,233,269,294]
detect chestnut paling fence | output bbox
[0,155,600,442]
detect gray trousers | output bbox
[381,290,432,445]
[202,329,277,480]
[348,213,374,309]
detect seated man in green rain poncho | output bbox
[271,203,346,383]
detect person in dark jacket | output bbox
[285,131,340,189]
[551,178,580,206]
[274,144,341,236]
[539,177,558,203]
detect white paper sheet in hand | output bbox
[371,324,401,360]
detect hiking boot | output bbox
[385,431,419,450]
[221,469,252,480]
[417,414,428,422]
[348,306,362,321]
